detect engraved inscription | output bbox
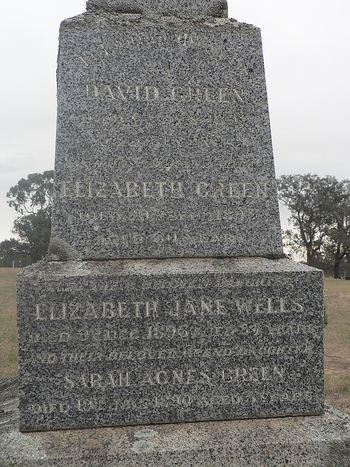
[79,111,243,128]
[75,30,252,66]
[35,300,158,321]
[57,180,268,200]
[27,321,315,346]
[64,372,130,389]
[26,389,318,418]
[222,366,284,383]
[85,84,244,104]
[34,297,304,322]
[59,365,285,391]
[26,342,315,366]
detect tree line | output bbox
[0,171,53,267]
[1,171,349,278]
[277,174,350,278]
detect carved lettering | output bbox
[58,180,267,200]
[84,83,243,104]
[64,372,130,390]
[35,304,45,321]
[177,33,193,47]
[33,298,305,322]
[140,369,211,386]
[134,301,157,318]
[222,366,285,383]
[145,86,159,101]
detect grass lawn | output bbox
[324,277,350,415]
[1,268,350,414]
[0,268,19,379]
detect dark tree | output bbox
[0,239,31,267]
[322,180,350,278]
[277,174,350,278]
[277,174,328,266]
[6,171,54,263]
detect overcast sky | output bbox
[0,0,349,241]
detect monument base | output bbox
[1,381,350,466]
[16,258,324,431]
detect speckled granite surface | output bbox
[86,0,229,17]
[50,5,283,260]
[15,0,327,447]
[16,258,324,431]
[1,378,350,467]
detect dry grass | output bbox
[1,269,350,414]
[0,268,19,378]
[324,277,350,415]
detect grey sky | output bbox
[1,0,349,241]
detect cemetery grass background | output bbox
[0,268,18,379]
[0,267,350,415]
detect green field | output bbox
[1,268,350,414]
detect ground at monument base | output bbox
[0,379,350,467]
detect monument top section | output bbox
[50,11,283,260]
[86,0,228,18]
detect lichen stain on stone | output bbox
[134,428,158,439]
[131,439,156,453]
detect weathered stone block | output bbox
[51,13,283,260]
[1,377,349,467]
[16,258,324,431]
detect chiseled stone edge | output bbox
[16,257,318,281]
[86,0,228,18]
[59,13,252,33]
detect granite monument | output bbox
[16,0,324,433]
[50,0,283,260]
